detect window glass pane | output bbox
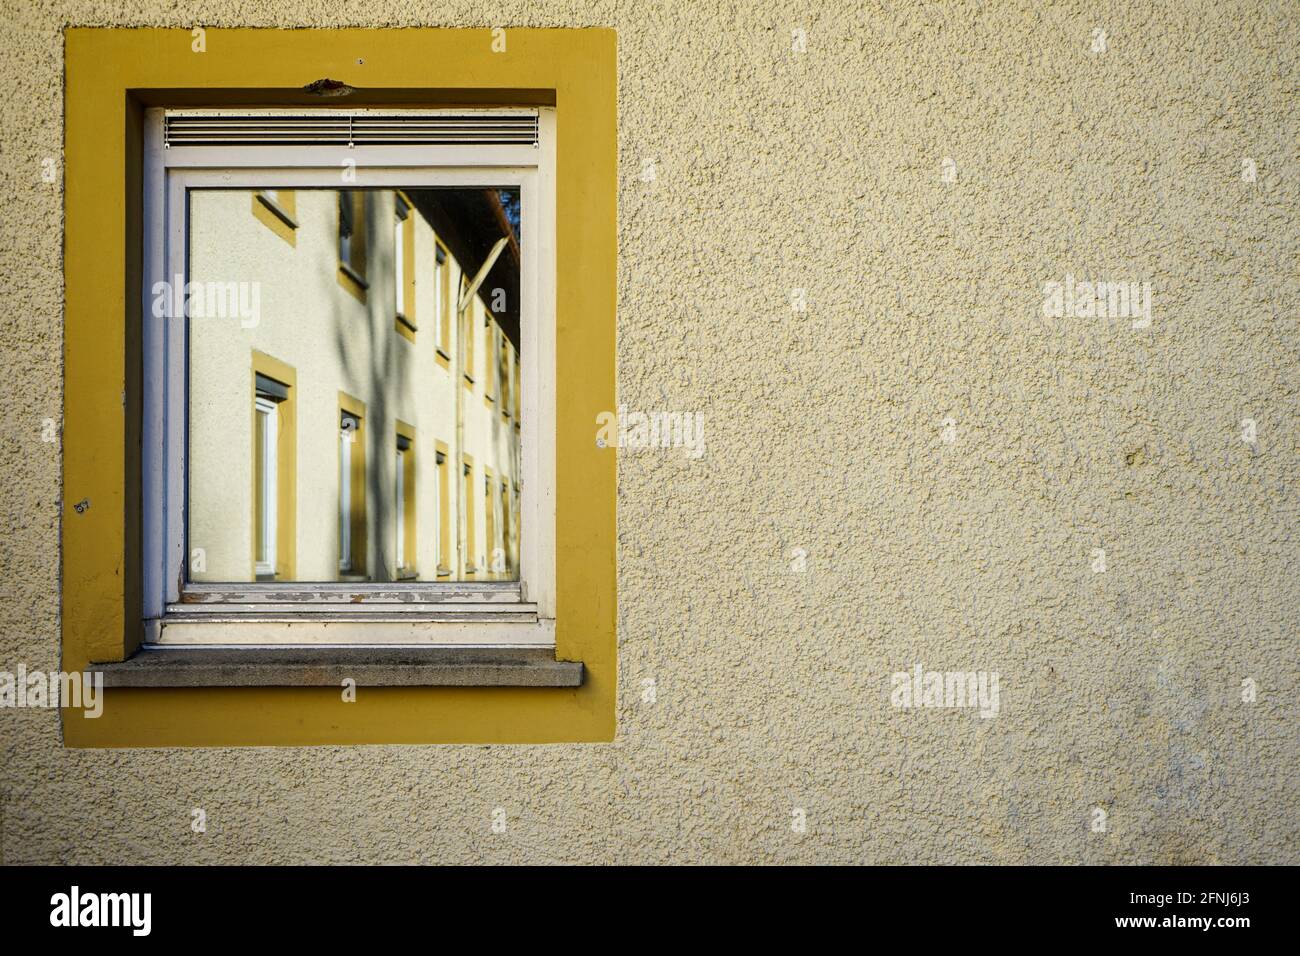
[186,187,521,583]
[338,191,352,264]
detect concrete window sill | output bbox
[92,646,583,688]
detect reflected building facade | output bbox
[186,187,522,583]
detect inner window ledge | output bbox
[92,644,582,689]
[144,615,554,647]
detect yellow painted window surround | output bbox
[63,28,615,746]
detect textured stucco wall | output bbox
[1,2,1296,863]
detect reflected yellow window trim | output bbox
[63,26,616,746]
[252,189,297,245]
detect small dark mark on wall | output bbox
[72,498,90,514]
[303,78,354,97]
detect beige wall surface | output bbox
[1,3,1296,863]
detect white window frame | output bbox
[253,395,278,578]
[395,441,407,573]
[141,107,557,648]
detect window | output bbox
[395,441,405,569]
[394,192,416,341]
[136,105,559,641]
[500,335,512,422]
[512,482,522,572]
[500,478,512,576]
[461,455,476,578]
[484,467,497,578]
[435,441,451,577]
[338,189,368,300]
[192,350,297,583]
[67,30,613,743]
[149,111,538,599]
[434,243,451,366]
[253,396,277,577]
[140,109,558,644]
[338,401,366,578]
[485,322,497,406]
[395,423,416,576]
[251,365,294,580]
[339,417,351,570]
[461,276,475,386]
[179,177,521,599]
[512,348,521,431]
